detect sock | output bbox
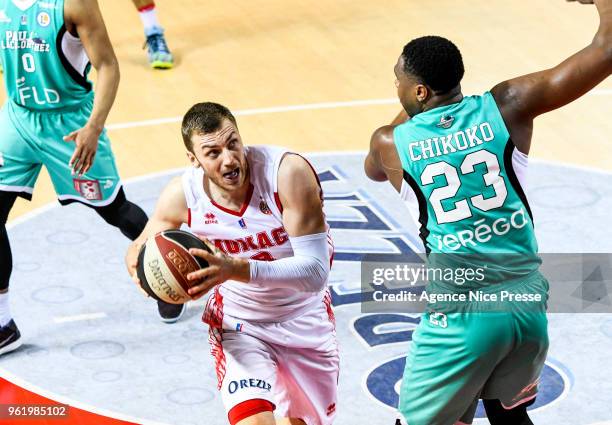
[0,292,11,327]
[138,3,163,34]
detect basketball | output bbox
[136,229,212,304]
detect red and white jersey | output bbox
[182,145,333,322]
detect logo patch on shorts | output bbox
[227,378,271,394]
[73,179,102,201]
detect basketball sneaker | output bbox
[0,320,22,355]
[144,27,174,69]
[157,300,186,324]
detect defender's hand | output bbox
[63,123,101,176]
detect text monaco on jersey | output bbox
[408,121,495,162]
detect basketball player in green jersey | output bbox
[0,0,184,356]
[365,0,612,424]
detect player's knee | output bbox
[93,189,147,240]
[229,400,275,425]
[483,399,534,425]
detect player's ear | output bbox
[186,151,199,168]
[415,84,429,103]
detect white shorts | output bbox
[203,288,339,425]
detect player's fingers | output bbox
[80,152,93,176]
[69,147,81,168]
[187,266,217,282]
[63,130,78,142]
[189,248,217,262]
[188,278,218,298]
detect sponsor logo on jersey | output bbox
[73,179,102,201]
[436,114,455,129]
[1,31,50,52]
[103,179,113,189]
[37,1,58,10]
[227,378,271,394]
[204,212,218,224]
[213,226,289,254]
[259,199,272,215]
[36,11,50,27]
[238,218,247,228]
[0,10,11,23]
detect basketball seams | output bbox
[155,233,200,298]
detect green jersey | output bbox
[394,92,539,282]
[0,0,92,110]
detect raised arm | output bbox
[491,0,612,153]
[125,177,188,281]
[63,0,120,175]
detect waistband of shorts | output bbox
[218,288,326,323]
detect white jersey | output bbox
[182,145,333,322]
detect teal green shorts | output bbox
[398,273,549,425]
[0,99,121,205]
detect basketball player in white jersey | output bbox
[125,102,338,425]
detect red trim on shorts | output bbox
[228,399,275,425]
[202,288,226,389]
[210,184,254,217]
[137,3,155,12]
[187,208,191,228]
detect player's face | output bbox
[394,56,428,117]
[188,120,248,192]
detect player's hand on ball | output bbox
[187,247,249,300]
[63,123,102,176]
[125,241,142,286]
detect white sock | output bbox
[138,6,162,33]
[0,292,11,327]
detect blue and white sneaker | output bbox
[144,27,174,69]
[0,319,22,355]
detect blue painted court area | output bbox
[2,153,612,424]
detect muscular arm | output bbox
[364,124,405,192]
[277,154,327,237]
[492,0,612,153]
[125,177,188,279]
[65,0,119,131]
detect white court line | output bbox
[106,89,612,131]
[53,312,107,323]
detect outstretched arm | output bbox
[492,0,612,153]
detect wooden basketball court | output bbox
[2,0,610,221]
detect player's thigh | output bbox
[482,312,548,407]
[40,111,121,204]
[219,331,278,422]
[0,104,42,196]
[235,411,276,425]
[399,312,512,425]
